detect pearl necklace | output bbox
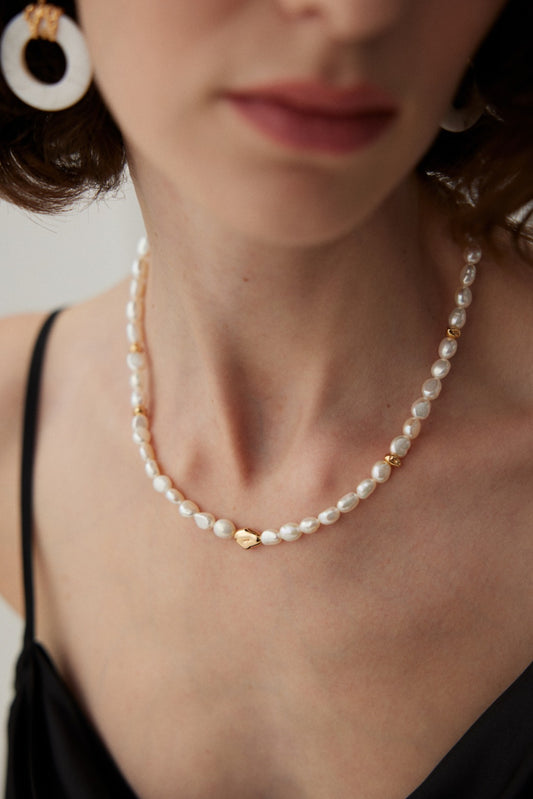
[126,239,481,549]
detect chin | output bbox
[199,172,392,248]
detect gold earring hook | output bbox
[24,1,64,42]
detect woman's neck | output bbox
[133,175,456,482]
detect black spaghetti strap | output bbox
[21,310,62,646]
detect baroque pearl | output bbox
[318,507,341,525]
[455,287,472,308]
[279,523,302,542]
[411,398,431,419]
[299,517,320,534]
[431,359,451,379]
[337,493,359,513]
[422,378,442,400]
[449,308,466,329]
[439,338,458,359]
[145,459,160,478]
[139,443,155,461]
[403,417,421,439]
[390,436,411,458]
[261,529,282,545]
[195,512,215,530]
[179,500,199,518]
[357,478,376,499]
[213,519,236,539]
[166,488,184,505]
[153,475,171,494]
[460,264,476,286]
[371,461,392,483]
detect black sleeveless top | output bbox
[5,311,533,798]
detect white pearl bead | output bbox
[126,300,141,322]
[299,517,320,534]
[261,529,282,545]
[431,359,451,379]
[280,522,301,539]
[411,398,431,419]
[137,237,149,257]
[403,417,421,439]
[464,245,482,264]
[460,264,476,286]
[145,459,160,478]
[357,478,376,499]
[371,460,392,483]
[127,322,141,344]
[132,414,148,430]
[318,507,341,525]
[139,443,154,461]
[132,427,151,444]
[129,372,144,390]
[179,500,199,518]
[422,377,441,400]
[448,308,466,329]
[213,519,236,539]
[129,279,140,300]
[130,390,145,408]
[166,488,184,504]
[455,287,472,308]
[153,475,171,493]
[194,512,215,530]
[127,351,146,371]
[439,337,458,359]
[390,435,411,458]
[337,492,359,513]
[279,524,302,542]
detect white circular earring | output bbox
[440,68,485,133]
[0,2,92,111]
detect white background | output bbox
[0,180,144,785]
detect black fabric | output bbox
[6,311,138,799]
[5,311,533,798]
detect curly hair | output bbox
[0,0,532,248]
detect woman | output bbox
[0,0,532,797]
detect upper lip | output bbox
[225,81,398,117]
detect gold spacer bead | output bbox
[446,327,461,339]
[129,343,144,353]
[234,529,262,549]
[133,406,148,417]
[385,454,402,468]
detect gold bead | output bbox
[133,406,147,416]
[446,327,461,339]
[234,529,262,549]
[385,454,402,468]
[129,343,144,353]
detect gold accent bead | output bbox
[385,454,402,468]
[234,529,262,549]
[133,406,147,417]
[446,327,461,339]
[129,343,144,353]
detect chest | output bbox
[33,414,533,799]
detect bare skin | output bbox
[2,1,532,797]
[1,190,532,799]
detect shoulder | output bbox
[0,312,49,614]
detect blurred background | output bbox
[0,178,144,784]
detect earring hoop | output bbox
[0,2,92,111]
[440,67,485,133]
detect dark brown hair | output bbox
[0,0,532,246]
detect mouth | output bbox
[224,81,398,155]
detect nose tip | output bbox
[276,0,408,40]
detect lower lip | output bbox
[226,96,396,155]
